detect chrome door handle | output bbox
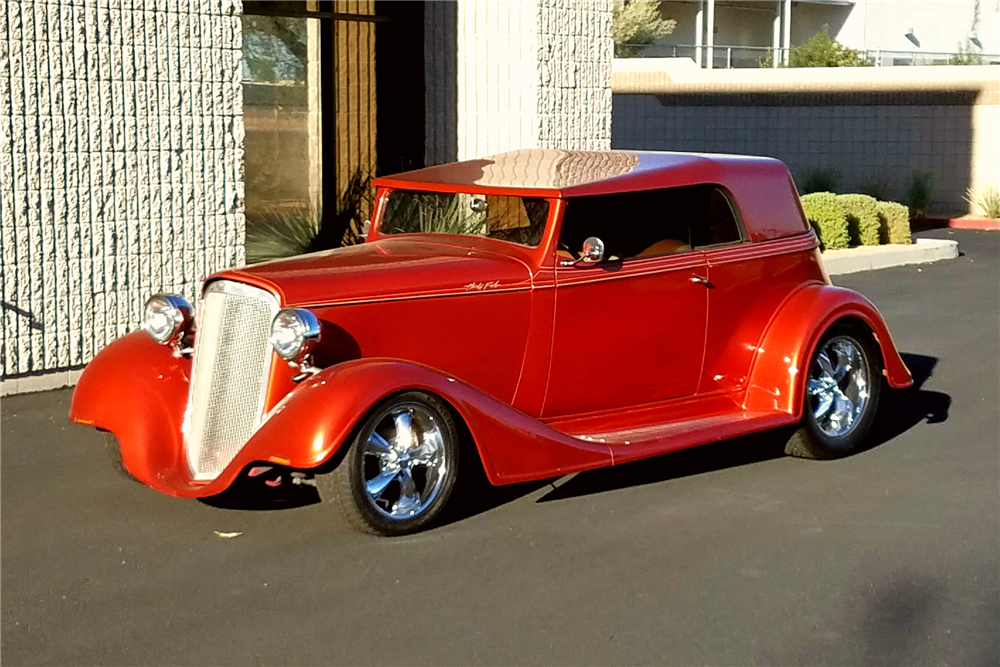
[690,274,709,285]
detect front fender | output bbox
[71,339,613,496]
[257,359,614,485]
[744,284,912,417]
[70,332,192,487]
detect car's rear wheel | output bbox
[785,323,882,460]
[317,391,460,535]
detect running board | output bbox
[563,409,797,466]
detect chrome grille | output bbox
[185,281,279,481]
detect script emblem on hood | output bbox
[463,281,501,291]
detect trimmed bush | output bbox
[837,194,881,246]
[876,201,912,245]
[801,192,850,250]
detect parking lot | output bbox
[2,229,997,666]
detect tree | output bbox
[789,27,871,67]
[612,0,677,58]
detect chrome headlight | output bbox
[269,308,321,362]
[142,294,194,345]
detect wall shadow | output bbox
[612,89,980,211]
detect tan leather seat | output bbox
[638,239,691,257]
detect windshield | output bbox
[379,190,550,247]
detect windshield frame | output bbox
[370,186,561,256]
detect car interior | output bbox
[557,184,744,262]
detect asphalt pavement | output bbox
[2,229,998,666]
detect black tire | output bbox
[101,431,139,482]
[317,391,460,536]
[785,322,883,460]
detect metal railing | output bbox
[619,43,1000,68]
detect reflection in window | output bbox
[380,191,550,247]
[242,14,322,233]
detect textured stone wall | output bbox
[1,0,245,385]
[536,0,613,150]
[452,0,612,162]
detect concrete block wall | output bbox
[1,0,245,388]
[453,0,612,162]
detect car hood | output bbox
[218,237,534,307]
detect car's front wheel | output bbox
[318,391,460,535]
[785,324,883,460]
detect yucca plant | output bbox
[245,206,319,264]
[964,186,1000,219]
[906,171,936,217]
[244,170,374,264]
[799,168,841,195]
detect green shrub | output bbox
[837,194,881,246]
[612,0,677,57]
[801,192,850,250]
[789,27,871,67]
[876,201,912,245]
[906,171,936,216]
[799,168,841,195]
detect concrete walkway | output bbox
[823,237,960,275]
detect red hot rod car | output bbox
[70,149,912,535]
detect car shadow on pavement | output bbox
[201,354,949,517]
[533,352,949,504]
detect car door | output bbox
[541,187,710,418]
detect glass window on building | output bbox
[243,3,324,262]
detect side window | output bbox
[558,189,691,261]
[558,184,744,261]
[690,186,744,248]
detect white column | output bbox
[694,0,704,67]
[706,0,715,70]
[782,0,792,65]
[307,19,322,224]
[454,0,613,159]
[772,1,781,68]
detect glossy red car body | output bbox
[70,150,912,497]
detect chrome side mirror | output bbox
[359,219,371,241]
[581,236,605,263]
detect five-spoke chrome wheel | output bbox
[319,391,460,535]
[786,325,882,460]
[361,403,449,520]
[807,335,870,438]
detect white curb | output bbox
[822,238,959,276]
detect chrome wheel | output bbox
[807,335,870,438]
[361,402,449,520]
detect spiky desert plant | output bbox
[244,169,374,264]
[837,194,881,246]
[799,168,841,195]
[245,205,319,264]
[876,201,912,245]
[964,186,1000,219]
[906,171,936,217]
[860,178,891,202]
[612,0,677,57]
[801,192,850,250]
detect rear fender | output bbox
[744,284,912,417]
[259,359,614,485]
